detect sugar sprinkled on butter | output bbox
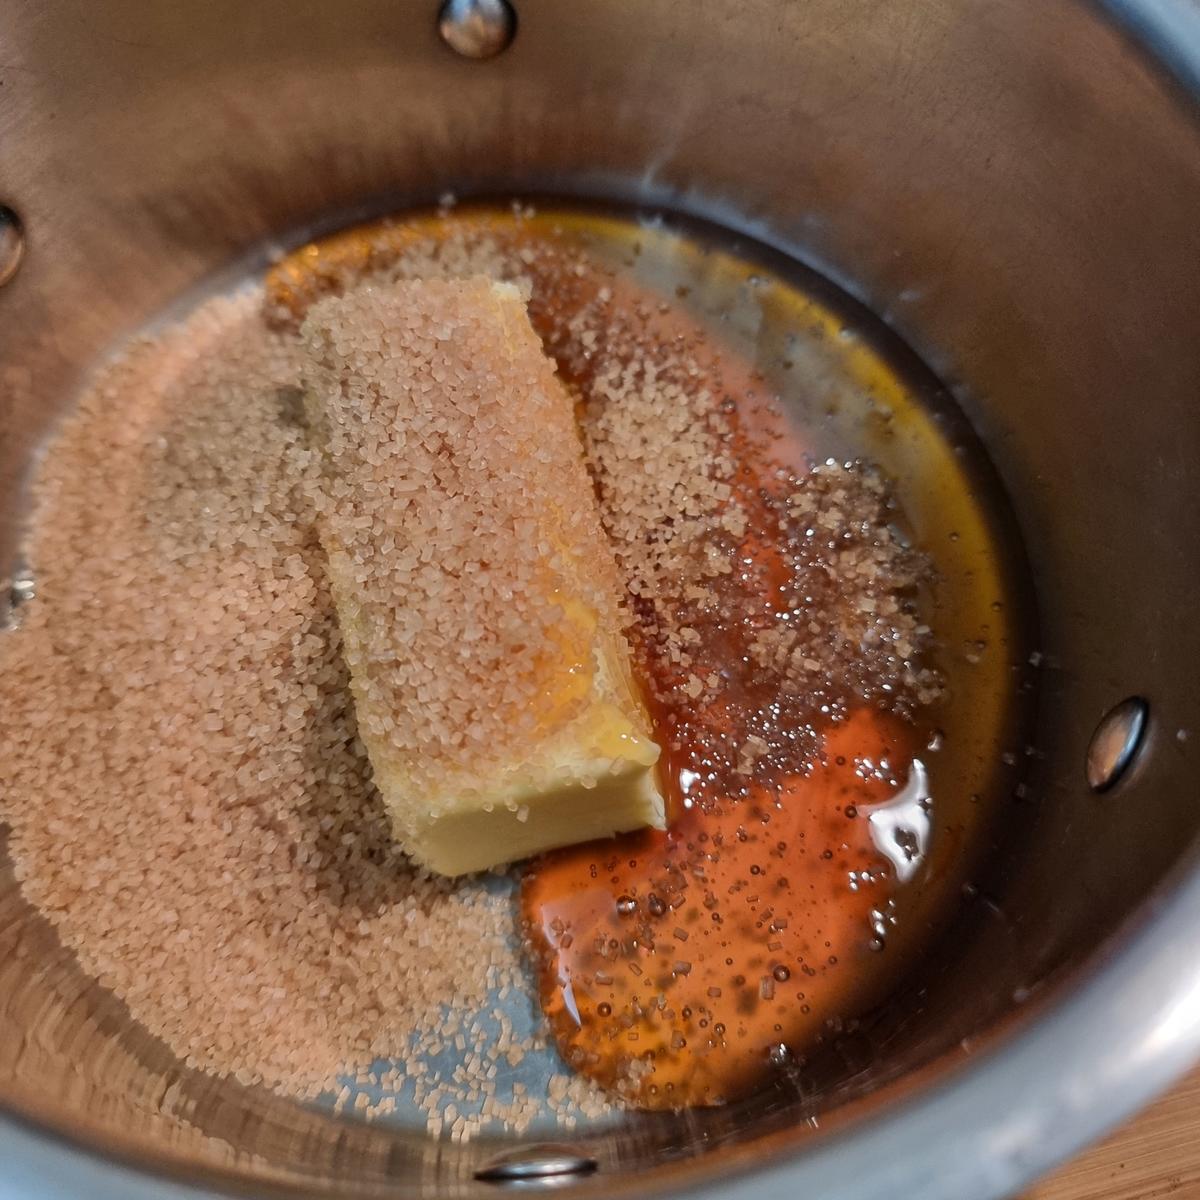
[300,278,664,875]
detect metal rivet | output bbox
[475,1144,598,1185]
[0,206,25,287]
[1087,697,1149,792]
[438,0,516,60]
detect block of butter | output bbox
[301,276,665,876]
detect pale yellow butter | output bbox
[302,277,665,876]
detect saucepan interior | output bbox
[1,2,1199,1198]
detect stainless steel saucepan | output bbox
[1,2,1199,1197]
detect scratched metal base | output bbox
[319,873,622,1138]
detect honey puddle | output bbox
[268,203,1033,1114]
[524,710,921,1107]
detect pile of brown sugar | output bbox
[0,286,609,1137]
[0,207,940,1135]
[543,257,940,793]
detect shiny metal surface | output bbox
[474,1145,599,1183]
[1087,698,1150,792]
[1098,0,1200,93]
[0,1,1198,1198]
[438,0,517,60]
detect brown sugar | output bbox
[0,285,608,1133]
